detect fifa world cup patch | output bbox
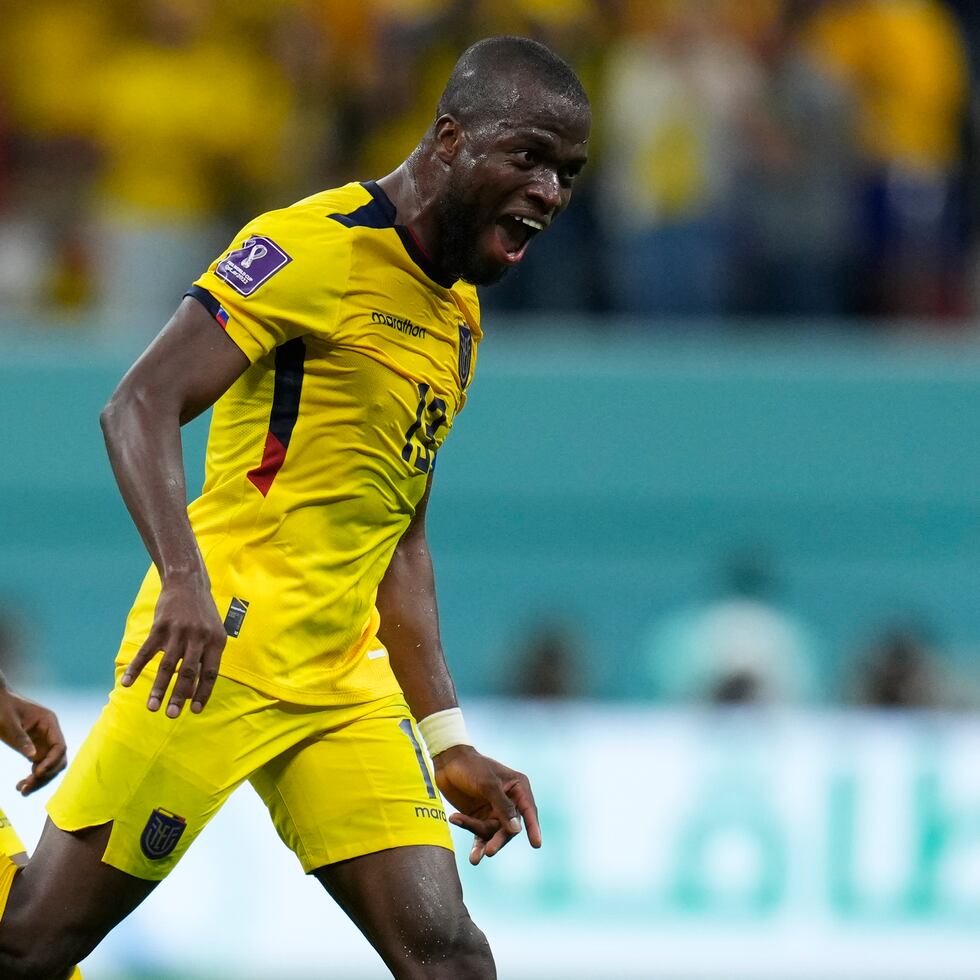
[140,808,187,860]
[216,236,291,296]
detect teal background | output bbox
[4,325,980,697]
[5,699,978,979]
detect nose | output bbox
[527,170,562,213]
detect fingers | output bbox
[446,792,533,866]
[124,637,220,718]
[510,778,542,849]
[148,653,181,713]
[123,626,225,716]
[166,645,203,718]
[447,814,493,866]
[1,700,68,795]
[448,811,496,840]
[121,631,163,690]
[190,647,221,714]
[16,731,67,796]
[121,587,226,716]
[446,764,542,865]
[470,837,489,866]
[482,773,523,840]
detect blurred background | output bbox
[3,0,980,976]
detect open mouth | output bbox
[493,214,545,265]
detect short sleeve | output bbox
[189,205,353,362]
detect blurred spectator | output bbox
[803,0,970,319]
[727,1,859,316]
[643,549,820,705]
[0,2,109,315]
[86,0,295,333]
[599,0,761,316]
[849,620,967,709]
[2,0,980,324]
[511,620,584,699]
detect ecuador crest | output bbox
[457,322,472,390]
[140,807,187,860]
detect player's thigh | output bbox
[250,694,453,872]
[315,844,493,978]
[0,819,156,975]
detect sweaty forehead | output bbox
[477,86,591,145]
[465,66,590,129]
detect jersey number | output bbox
[401,383,448,474]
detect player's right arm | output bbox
[100,297,250,718]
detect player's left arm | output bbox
[376,473,542,865]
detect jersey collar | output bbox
[362,181,458,290]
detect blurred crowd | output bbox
[3,0,980,329]
[509,549,979,710]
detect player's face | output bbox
[436,92,590,285]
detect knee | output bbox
[401,912,495,978]
[447,920,495,978]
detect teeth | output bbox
[516,216,544,231]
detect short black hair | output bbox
[436,36,589,128]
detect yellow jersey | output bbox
[119,181,482,704]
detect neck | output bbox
[376,147,445,269]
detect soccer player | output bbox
[0,36,590,978]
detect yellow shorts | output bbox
[0,808,25,858]
[47,668,452,881]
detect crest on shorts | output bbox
[140,807,187,860]
[457,322,472,390]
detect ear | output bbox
[433,114,463,165]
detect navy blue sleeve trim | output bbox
[184,284,222,321]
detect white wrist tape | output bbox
[418,707,471,757]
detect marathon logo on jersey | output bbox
[457,322,473,389]
[140,808,187,860]
[223,596,249,638]
[216,236,291,296]
[371,310,427,339]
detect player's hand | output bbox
[120,579,227,718]
[0,687,68,796]
[433,745,542,865]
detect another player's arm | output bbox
[0,670,67,795]
[376,474,542,864]
[100,297,250,717]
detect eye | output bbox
[559,165,582,189]
[512,149,539,168]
